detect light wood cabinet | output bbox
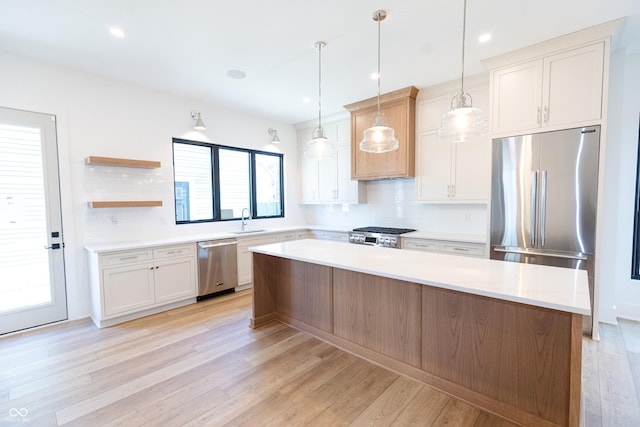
[415,83,490,203]
[251,252,583,427]
[88,243,197,327]
[344,86,418,180]
[491,42,604,136]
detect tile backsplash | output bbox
[301,178,488,237]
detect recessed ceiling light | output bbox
[226,69,247,79]
[302,97,310,104]
[370,72,379,80]
[478,33,492,43]
[109,27,125,38]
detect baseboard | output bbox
[616,302,640,322]
[598,304,618,325]
[92,298,196,328]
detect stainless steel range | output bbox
[348,226,416,249]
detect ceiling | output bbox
[1,0,639,125]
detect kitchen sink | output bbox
[229,229,266,234]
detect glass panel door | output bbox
[0,107,67,335]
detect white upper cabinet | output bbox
[491,60,544,135]
[544,43,604,128]
[415,81,491,204]
[490,41,605,137]
[297,117,366,204]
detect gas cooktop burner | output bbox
[352,226,416,235]
[349,227,416,249]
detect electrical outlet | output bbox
[464,212,471,223]
[111,215,118,225]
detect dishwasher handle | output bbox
[198,240,237,249]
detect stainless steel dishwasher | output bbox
[197,239,238,300]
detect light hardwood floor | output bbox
[0,290,638,426]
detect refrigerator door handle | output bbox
[540,170,547,247]
[531,170,538,246]
[493,246,588,261]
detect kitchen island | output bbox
[250,239,590,427]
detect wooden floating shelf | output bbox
[88,201,163,208]
[85,156,161,169]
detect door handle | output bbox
[540,170,547,247]
[531,170,538,246]
[543,105,549,124]
[493,246,587,261]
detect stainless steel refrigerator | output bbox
[490,125,600,334]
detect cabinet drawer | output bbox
[440,243,485,257]
[153,244,196,259]
[102,249,153,266]
[311,230,348,242]
[403,239,439,252]
[281,230,309,241]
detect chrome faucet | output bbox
[241,208,250,231]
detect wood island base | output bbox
[251,253,582,427]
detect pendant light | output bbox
[438,0,487,143]
[305,41,335,160]
[359,10,399,154]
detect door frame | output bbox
[0,105,76,334]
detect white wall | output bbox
[599,50,640,323]
[0,50,304,320]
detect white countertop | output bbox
[402,230,486,244]
[84,226,309,253]
[249,239,590,315]
[85,225,488,253]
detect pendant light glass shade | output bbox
[306,126,334,159]
[359,10,398,154]
[438,0,487,143]
[438,93,487,143]
[305,41,336,160]
[360,113,399,153]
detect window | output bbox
[172,138,284,224]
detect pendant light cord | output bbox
[460,0,467,100]
[376,13,381,118]
[317,42,323,131]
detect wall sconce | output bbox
[268,128,280,144]
[191,111,206,130]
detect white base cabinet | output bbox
[309,229,349,243]
[88,243,197,327]
[402,237,486,258]
[236,230,308,289]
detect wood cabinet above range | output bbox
[344,86,418,180]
